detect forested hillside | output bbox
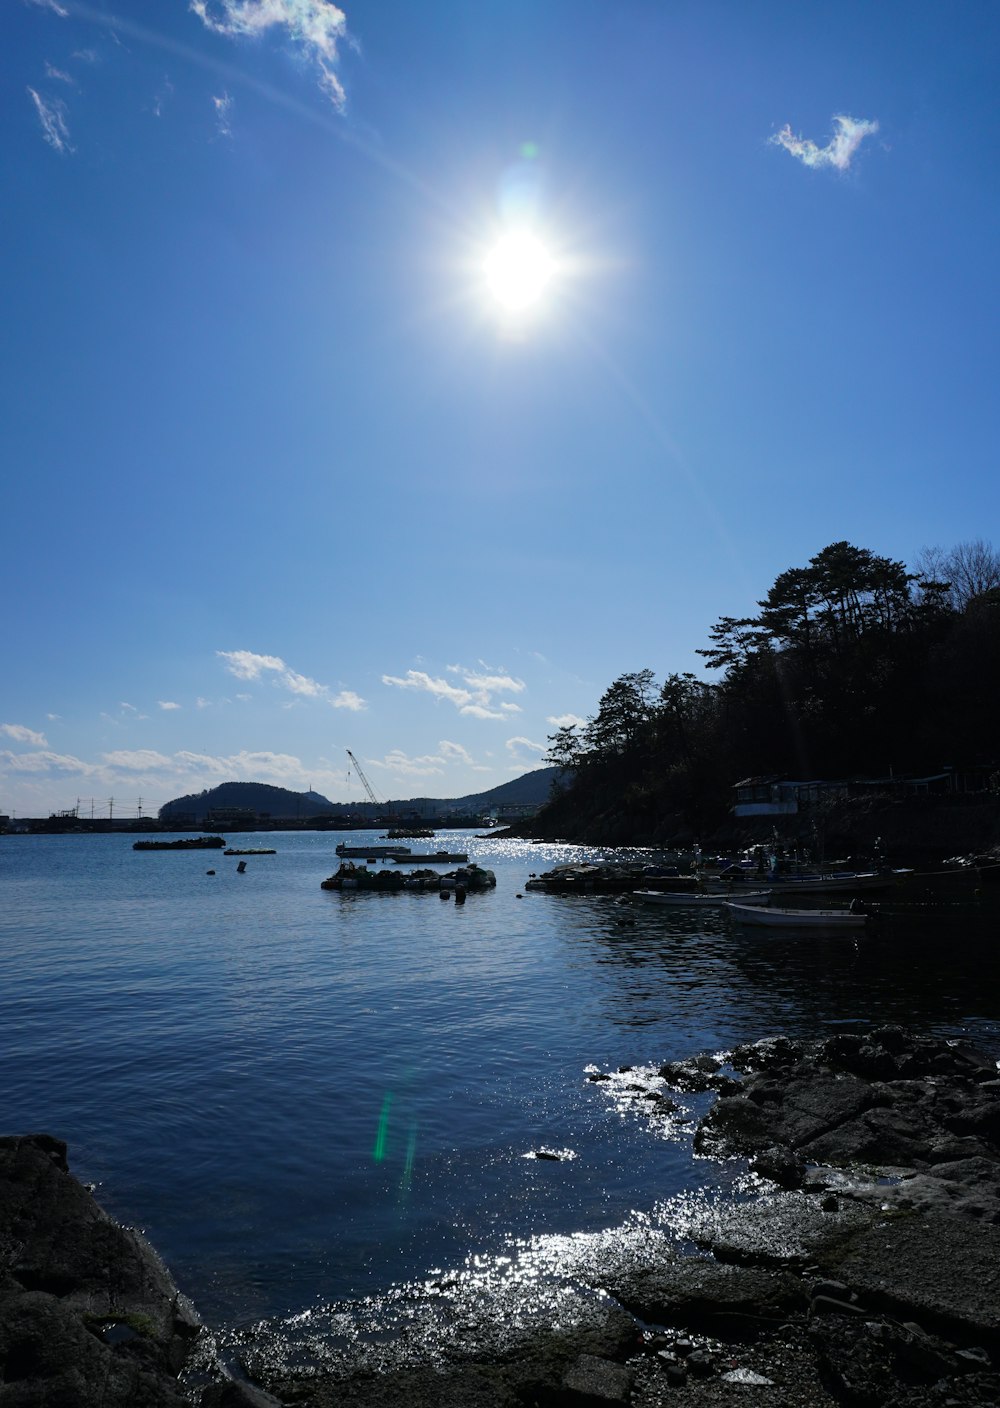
[537,540,1000,844]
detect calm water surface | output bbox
[2,830,998,1339]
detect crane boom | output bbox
[346,750,383,808]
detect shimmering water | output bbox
[2,830,998,1344]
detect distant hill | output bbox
[159,781,337,822]
[158,768,564,823]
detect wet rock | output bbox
[750,1145,807,1189]
[600,1256,808,1336]
[658,1057,742,1096]
[201,1381,285,1407]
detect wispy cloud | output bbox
[26,0,69,16]
[383,664,526,720]
[1,723,49,747]
[1,749,94,775]
[44,62,74,84]
[190,0,348,109]
[505,736,547,769]
[103,749,174,770]
[26,87,73,153]
[157,700,181,711]
[211,90,233,137]
[217,649,366,709]
[771,114,879,172]
[547,713,586,729]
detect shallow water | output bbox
[2,830,998,1338]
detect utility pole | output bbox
[108,796,114,823]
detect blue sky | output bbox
[3,0,998,818]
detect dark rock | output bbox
[561,1352,633,1404]
[201,1381,285,1407]
[600,1256,808,1335]
[0,1134,199,1406]
[751,1145,807,1189]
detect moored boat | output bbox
[765,870,906,897]
[223,848,277,855]
[634,888,770,907]
[335,842,411,858]
[726,901,868,929]
[391,851,468,863]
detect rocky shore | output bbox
[4,1028,999,1406]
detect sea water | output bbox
[2,830,998,1344]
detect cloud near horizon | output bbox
[771,114,879,171]
[2,723,49,747]
[190,0,348,109]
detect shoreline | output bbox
[4,1028,999,1405]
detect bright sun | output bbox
[483,230,556,315]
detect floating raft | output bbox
[321,862,496,893]
[133,836,226,851]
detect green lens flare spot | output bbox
[373,1091,393,1163]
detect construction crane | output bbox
[346,750,384,812]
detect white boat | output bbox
[765,870,896,897]
[633,889,770,907]
[726,901,868,929]
[335,842,411,858]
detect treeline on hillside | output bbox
[540,540,1000,843]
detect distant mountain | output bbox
[158,768,564,823]
[159,781,336,822]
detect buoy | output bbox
[237,860,247,873]
[206,870,216,876]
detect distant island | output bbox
[155,769,564,830]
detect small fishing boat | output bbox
[391,851,468,863]
[335,842,411,858]
[726,901,868,929]
[765,870,904,897]
[634,889,770,907]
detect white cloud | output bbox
[212,90,233,138]
[196,697,211,709]
[506,736,546,755]
[371,749,446,778]
[1,723,49,747]
[191,0,348,109]
[383,663,526,720]
[102,749,174,770]
[547,713,586,728]
[1,749,95,775]
[332,690,366,711]
[26,0,69,16]
[44,62,74,83]
[218,649,362,708]
[158,700,181,711]
[771,114,879,172]
[438,740,474,765]
[26,87,72,153]
[500,702,522,714]
[383,670,473,708]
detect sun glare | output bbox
[483,230,556,316]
